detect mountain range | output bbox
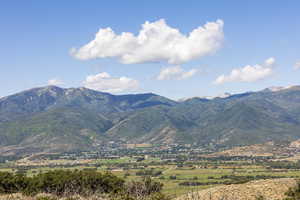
[1,85,300,156]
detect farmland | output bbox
[2,153,300,198]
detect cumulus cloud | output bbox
[48,78,64,86]
[294,61,300,70]
[83,72,139,93]
[71,19,224,64]
[214,57,275,85]
[157,65,198,80]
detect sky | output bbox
[0,1,300,100]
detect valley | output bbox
[2,141,300,198]
[1,86,300,199]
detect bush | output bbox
[284,181,300,200]
[0,170,170,200]
[0,170,124,197]
[24,170,125,196]
[0,172,28,194]
[126,177,164,199]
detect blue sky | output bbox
[1,1,300,99]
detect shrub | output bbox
[25,170,125,196]
[0,170,168,200]
[126,177,163,199]
[0,170,124,197]
[0,172,28,194]
[284,181,300,200]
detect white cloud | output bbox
[71,19,224,65]
[264,57,275,67]
[294,61,300,70]
[83,72,139,93]
[214,57,275,85]
[157,65,198,80]
[48,78,64,86]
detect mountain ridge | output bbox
[1,85,300,155]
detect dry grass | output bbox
[177,178,297,200]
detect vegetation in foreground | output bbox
[1,167,300,200]
[0,170,170,200]
[1,177,300,200]
[3,155,300,197]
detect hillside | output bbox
[178,178,297,200]
[205,141,299,158]
[1,85,300,155]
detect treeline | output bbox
[220,174,285,183]
[266,161,300,169]
[136,169,162,177]
[179,175,287,187]
[198,156,273,162]
[0,170,169,200]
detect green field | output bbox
[2,157,300,197]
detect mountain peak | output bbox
[1,84,300,155]
[33,85,65,97]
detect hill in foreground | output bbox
[178,178,297,200]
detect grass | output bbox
[3,158,300,198]
[100,164,300,197]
